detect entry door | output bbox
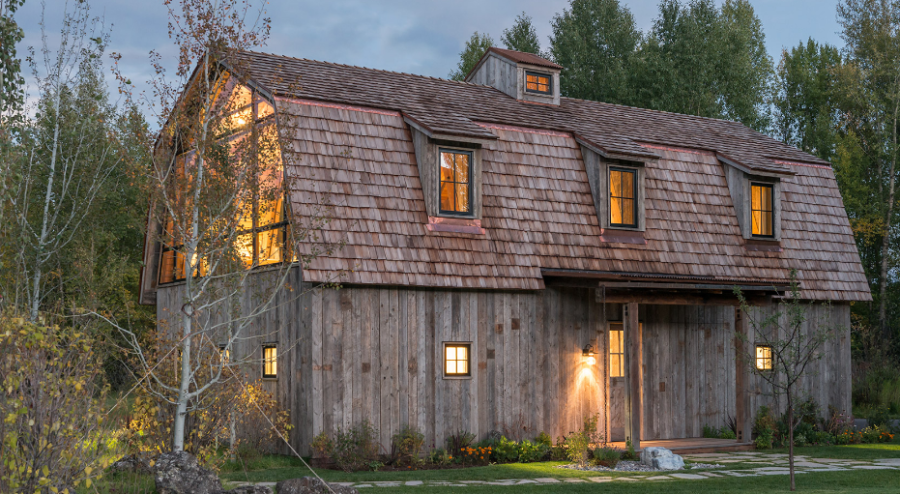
[608,322,625,441]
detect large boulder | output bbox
[154,451,223,494]
[640,447,684,471]
[276,477,359,494]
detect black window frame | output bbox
[750,182,775,238]
[156,83,289,286]
[262,344,278,379]
[438,148,474,217]
[608,167,638,228]
[442,342,472,379]
[524,70,552,95]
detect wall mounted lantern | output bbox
[582,343,597,365]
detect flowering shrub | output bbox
[457,445,492,466]
[860,425,894,444]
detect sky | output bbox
[13,0,846,118]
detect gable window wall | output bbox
[158,81,287,285]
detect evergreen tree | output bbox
[449,32,494,81]
[502,12,541,54]
[772,39,842,161]
[548,0,640,104]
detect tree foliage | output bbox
[630,0,773,130]
[0,0,25,117]
[449,31,494,81]
[502,12,541,54]
[773,39,843,161]
[548,0,640,103]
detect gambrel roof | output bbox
[234,50,870,301]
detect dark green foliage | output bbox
[753,406,776,449]
[445,430,476,454]
[449,32,494,81]
[773,38,842,160]
[535,431,552,447]
[621,438,638,460]
[0,0,25,115]
[502,12,541,54]
[331,420,380,472]
[630,0,773,130]
[591,446,620,468]
[548,0,641,103]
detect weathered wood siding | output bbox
[155,272,852,453]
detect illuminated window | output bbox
[609,168,637,227]
[525,71,552,95]
[219,344,230,363]
[439,149,472,215]
[609,323,624,378]
[751,183,774,237]
[157,81,288,285]
[756,345,773,371]
[443,343,471,378]
[263,345,277,378]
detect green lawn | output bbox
[767,441,900,460]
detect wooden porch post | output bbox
[734,307,751,443]
[624,302,642,451]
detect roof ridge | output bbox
[239,49,496,89]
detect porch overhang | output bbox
[541,268,790,305]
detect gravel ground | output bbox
[556,461,726,472]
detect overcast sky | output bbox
[14,0,845,117]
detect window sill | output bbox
[745,239,782,252]
[427,216,485,235]
[442,375,473,380]
[599,228,647,245]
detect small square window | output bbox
[756,345,773,371]
[751,183,774,237]
[263,345,277,378]
[219,344,230,363]
[609,168,637,227]
[525,71,552,95]
[443,342,471,378]
[609,323,624,378]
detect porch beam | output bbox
[623,302,642,451]
[599,293,768,306]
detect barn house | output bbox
[140,47,871,454]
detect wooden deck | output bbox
[609,438,755,454]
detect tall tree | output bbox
[630,0,773,130]
[548,0,641,104]
[449,31,493,81]
[0,0,25,118]
[502,12,540,54]
[836,0,900,341]
[773,39,843,161]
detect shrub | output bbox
[864,404,891,428]
[517,439,548,463]
[702,425,719,439]
[457,445,492,466]
[392,425,425,467]
[565,432,590,467]
[719,428,737,439]
[331,420,380,472]
[445,430,476,455]
[493,436,519,463]
[311,432,333,459]
[753,406,776,450]
[826,406,853,436]
[535,431,552,447]
[621,439,638,460]
[428,447,452,465]
[0,317,112,493]
[549,436,567,461]
[860,425,894,444]
[591,446,620,468]
[582,413,604,444]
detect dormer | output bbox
[720,155,791,250]
[466,47,562,106]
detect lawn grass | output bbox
[373,470,900,494]
[767,437,900,460]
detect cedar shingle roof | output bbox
[238,50,870,301]
[476,47,564,71]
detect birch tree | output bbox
[0,1,126,321]
[102,0,341,453]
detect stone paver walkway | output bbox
[230,452,900,489]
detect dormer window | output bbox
[525,71,552,95]
[751,183,774,237]
[609,168,637,227]
[439,148,472,215]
